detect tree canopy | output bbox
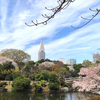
[0,49,31,63]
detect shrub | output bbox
[32,83,42,92]
[12,71,21,79]
[0,82,7,87]
[35,74,44,81]
[48,82,59,90]
[61,80,65,86]
[40,80,46,87]
[49,73,58,82]
[88,96,100,100]
[12,76,31,91]
[5,74,13,81]
[41,72,49,80]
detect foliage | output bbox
[73,64,84,72]
[32,83,42,92]
[48,82,59,90]
[0,82,7,87]
[12,71,21,79]
[61,80,65,86]
[35,74,44,81]
[69,71,79,77]
[88,96,100,100]
[95,60,100,65]
[29,73,37,80]
[64,64,69,71]
[50,64,60,73]
[49,73,58,82]
[0,49,31,63]
[26,61,35,69]
[41,72,49,80]
[40,80,46,87]
[17,62,25,70]
[57,61,64,68]
[82,60,92,67]
[59,67,67,72]
[5,74,13,81]
[12,76,31,91]
[0,61,15,80]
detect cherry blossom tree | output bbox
[72,64,100,94]
[72,48,100,94]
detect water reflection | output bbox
[0,92,97,100]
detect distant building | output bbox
[38,38,45,60]
[59,58,65,64]
[67,59,76,65]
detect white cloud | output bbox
[0,0,100,63]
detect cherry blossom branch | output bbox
[71,8,100,29]
[25,0,75,27]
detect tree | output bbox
[73,64,84,72]
[12,76,31,91]
[48,73,59,90]
[25,0,100,29]
[0,49,31,63]
[57,61,64,68]
[82,60,92,68]
[72,64,100,94]
[50,64,60,73]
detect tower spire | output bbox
[38,38,45,60]
[39,38,45,51]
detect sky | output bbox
[0,0,100,63]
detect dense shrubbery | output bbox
[88,96,100,100]
[40,80,46,87]
[48,82,59,90]
[32,83,42,92]
[12,76,31,91]
[5,74,13,80]
[48,73,59,90]
[0,82,7,87]
[12,71,21,79]
[35,74,44,81]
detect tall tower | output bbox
[38,38,45,60]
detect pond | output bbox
[0,92,97,100]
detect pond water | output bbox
[0,92,97,100]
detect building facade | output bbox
[38,38,45,60]
[67,59,76,65]
[59,58,65,64]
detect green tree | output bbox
[0,49,31,64]
[49,73,58,82]
[73,64,84,73]
[82,60,92,67]
[50,64,60,73]
[12,71,21,79]
[12,76,31,91]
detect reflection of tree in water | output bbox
[0,92,98,100]
[47,93,67,100]
[0,92,30,100]
[31,93,45,100]
[73,92,97,100]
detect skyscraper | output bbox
[38,38,45,60]
[67,59,76,65]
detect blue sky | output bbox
[0,0,100,63]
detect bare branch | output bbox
[71,9,100,29]
[25,0,75,27]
